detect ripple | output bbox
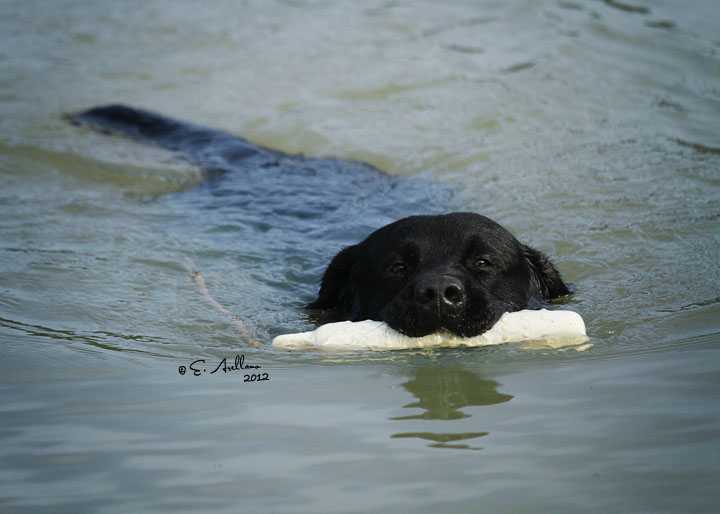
[675,138,720,155]
[602,0,650,14]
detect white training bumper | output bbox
[272,309,587,351]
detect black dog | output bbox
[309,212,569,337]
[68,105,570,338]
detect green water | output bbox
[1,1,719,512]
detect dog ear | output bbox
[522,245,571,300]
[307,245,359,315]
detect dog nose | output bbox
[415,276,465,308]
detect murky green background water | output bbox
[1,0,719,512]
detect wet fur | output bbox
[69,105,571,337]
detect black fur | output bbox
[309,213,570,337]
[69,105,572,338]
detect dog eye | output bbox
[390,262,406,274]
[473,258,490,268]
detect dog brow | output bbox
[462,234,489,253]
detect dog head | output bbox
[309,212,570,337]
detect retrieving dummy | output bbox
[273,309,587,351]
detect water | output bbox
[1,0,719,512]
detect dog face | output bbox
[309,212,570,337]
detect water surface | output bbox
[1,1,719,512]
